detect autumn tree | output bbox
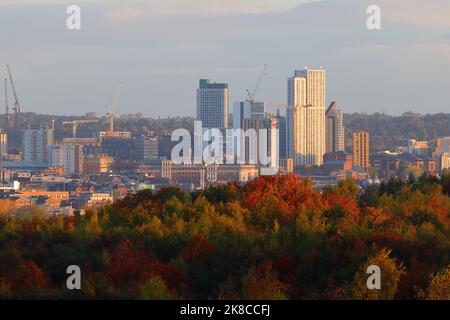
[241,264,288,300]
[351,248,405,300]
[418,265,450,300]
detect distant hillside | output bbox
[0,113,195,152]
[345,112,450,153]
[2,112,450,154]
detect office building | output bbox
[232,101,265,129]
[158,135,178,160]
[48,144,83,176]
[407,140,429,156]
[197,79,229,129]
[353,131,370,169]
[134,136,159,161]
[287,69,326,167]
[23,124,54,163]
[83,154,114,175]
[325,102,345,154]
[432,137,450,171]
[101,137,135,160]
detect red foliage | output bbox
[396,255,431,299]
[323,192,360,217]
[244,175,323,220]
[276,253,296,276]
[8,260,49,293]
[107,238,156,287]
[181,234,214,263]
[146,260,191,292]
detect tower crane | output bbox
[63,119,100,138]
[106,82,123,132]
[7,65,21,123]
[7,65,22,152]
[4,78,9,125]
[246,64,268,103]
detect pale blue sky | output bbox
[1,0,449,117]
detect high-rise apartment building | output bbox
[325,102,345,154]
[0,129,7,156]
[275,111,288,160]
[232,101,265,130]
[48,144,84,176]
[197,79,229,129]
[353,131,370,169]
[287,69,326,167]
[23,124,54,162]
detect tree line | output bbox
[0,174,449,299]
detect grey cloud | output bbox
[0,0,449,117]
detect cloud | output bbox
[105,0,321,22]
[0,0,100,6]
[381,0,450,29]
[0,0,449,117]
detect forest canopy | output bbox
[0,174,449,300]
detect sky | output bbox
[0,0,449,117]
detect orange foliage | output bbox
[0,199,16,216]
[244,175,323,221]
[324,192,361,218]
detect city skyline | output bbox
[0,0,449,305]
[1,0,450,117]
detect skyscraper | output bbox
[197,79,229,129]
[287,69,326,167]
[275,110,287,159]
[232,101,265,130]
[353,131,370,169]
[23,124,54,162]
[325,101,345,154]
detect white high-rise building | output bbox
[48,144,83,176]
[197,79,229,129]
[0,129,7,156]
[23,124,54,163]
[325,102,345,154]
[287,69,326,167]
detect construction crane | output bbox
[7,65,22,152]
[106,82,123,132]
[63,119,99,138]
[7,65,21,122]
[4,78,9,125]
[246,64,268,103]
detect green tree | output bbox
[139,276,175,300]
